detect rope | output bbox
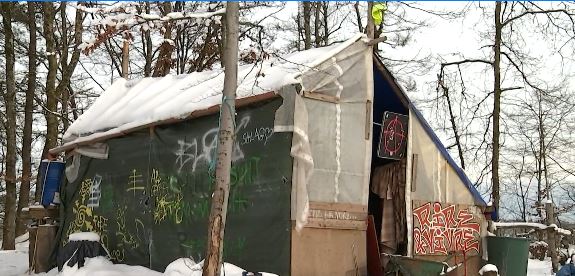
[208,95,237,179]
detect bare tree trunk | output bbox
[202,3,239,275]
[314,3,321,47]
[322,2,329,45]
[303,2,311,49]
[295,9,302,51]
[143,2,153,77]
[491,2,502,211]
[40,2,59,168]
[16,2,37,236]
[152,2,174,77]
[354,2,364,33]
[546,201,559,272]
[367,2,374,39]
[536,96,544,218]
[539,96,559,272]
[1,2,18,250]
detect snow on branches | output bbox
[75,2,226,55]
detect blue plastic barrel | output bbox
[39,160,66,207]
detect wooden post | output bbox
[28,226,37,271]
[546,201,559,272]
[202,2,239,276]
[34,224,57,273]
[121,38,129,79]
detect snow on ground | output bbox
[0,233,555,276]
[0,233,30,276]
[528,258,553,276]
[0,233,277,276]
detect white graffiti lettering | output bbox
[87,174,102,208]
[241,127,274,146]
[174,116,250,173]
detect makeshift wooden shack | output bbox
[48,34,488,275]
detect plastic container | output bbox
[39,160,66,207]
[486,236,530,276]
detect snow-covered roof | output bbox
[54,34,366,153]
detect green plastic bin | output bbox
[387,255,447,276]
[487,236,530,276]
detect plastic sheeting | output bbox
[301,39,373,206]
[274,37,373,230]
[408,108,485,206]
[406,107,488,256]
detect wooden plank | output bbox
[308,209,367,221]
[365,100,372,140]
[26,206,59,220]
[411,154,418,192]
[302,91,340,104]
[306,217,367,230]
[309,201,367,213]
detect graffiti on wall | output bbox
[87,174,102,208]
[412,201,481,255]
[173,116,252,173]
[66,178,110,247]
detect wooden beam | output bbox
[302,91,340,104]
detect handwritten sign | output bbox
[412,201,481,255]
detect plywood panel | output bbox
[291,226,367,276]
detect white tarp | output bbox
[300,39,373,206]
[274,37,373,230]
[408,108,482,205]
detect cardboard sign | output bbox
[412,201,481,256]
[377,111,408,160]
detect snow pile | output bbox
[60,256,162,276]
[23,257,277,276]
[164,258,277,276]
[57,34,366,151]
[68,232,100,242]
[478,264,499,275]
